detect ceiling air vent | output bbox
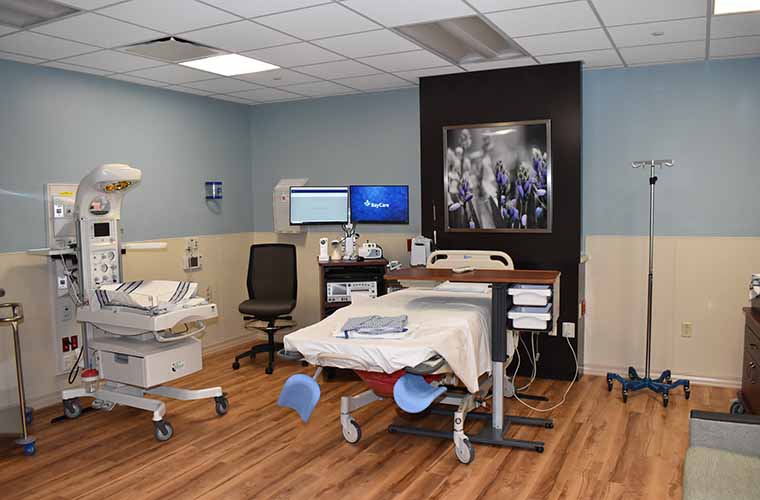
[0,0,79,29]
[394,16,527,65]
[123,37,223,63]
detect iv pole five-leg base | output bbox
[606,368,690,407]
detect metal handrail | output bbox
[0,303,24,323]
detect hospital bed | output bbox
[54,164,228,442]
[281,250,558,464]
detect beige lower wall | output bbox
[3,231,751,409]
[0,232,255,408]
[584,235,758,387]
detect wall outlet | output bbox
[681,321,693,338]
[562,322,576,338]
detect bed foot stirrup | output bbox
[340,389,383,444]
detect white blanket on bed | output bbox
[91,280,205,314]
[284,288,492,393]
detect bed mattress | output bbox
[284,288,492,393]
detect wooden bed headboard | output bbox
[426,250,514,270]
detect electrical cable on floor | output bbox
[516,333,538,391]
[513,336,578,412]
[67,343,84,385]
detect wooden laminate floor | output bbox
[0,343,734,500]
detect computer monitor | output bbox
[350,185,409,224]
[289,186,349,225]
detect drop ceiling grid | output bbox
[0,0,757,104]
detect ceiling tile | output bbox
[33,13,162,48]
[108,73,168,87]
[343,0,474,27]
[608,18,706,47]
[57,0,123,9]
[0,26,17,36]
[255,4,378,40]
[710,35,760,57]
[313,29,419,58]
[711,12,760,39]
[184,77,260,93]
[99,0,239,34]
[236,68,319,86]
[0,32,97,59]
[461,56,537,71]
[337,73,412,90]
[358,50,450,72]
[212,94,254,104]
[538,48,622,67]
[0,50,45,64]
[125,64,214,83]
[42,61,112,75]
[201,0,329,18]
[283,80,355,96]
[296,59,378,79]
[591,0,706,27]
[620,40,706,64]
[243,42,344,67]
[166,85,215,95]
[487,2,600,38]
[233,87,304,101]
[515,28,612,55]
[394,65,464,82]
[467,0,569,13]
[60,49,162,72]
[180,20,296,52]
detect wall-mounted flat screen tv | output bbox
[350,185,409,224]
[290,186,349,225]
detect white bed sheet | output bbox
[284,288,492,393]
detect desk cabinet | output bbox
[739,308,760,414]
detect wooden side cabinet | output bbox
[736,308,760,414]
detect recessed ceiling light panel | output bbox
[714,0,760,15]
[180,54,279,76]
[0,0,79,29]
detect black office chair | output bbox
[232,244,297,374]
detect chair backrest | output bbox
[247,244,297,302]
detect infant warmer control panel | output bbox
[86,220,120,287]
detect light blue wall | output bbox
[0,59,253,253]
[249,58,760,238]
[583,58,760,236]
[250,88,420,233]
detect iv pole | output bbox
[606,160,691,408]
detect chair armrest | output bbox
[690,410,760,456]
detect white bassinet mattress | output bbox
[284,288,492,393]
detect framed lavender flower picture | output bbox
[444,120,552,233]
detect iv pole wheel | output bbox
[153,420,174,442]
[662,393,669,408]
[730,399,745,415]
[606,377,613,392]
[622,389,628,403]
[63,398,82,419]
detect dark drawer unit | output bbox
[737,308,760,414]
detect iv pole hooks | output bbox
[606,159,690,407]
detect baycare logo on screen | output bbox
[363,199,390,209]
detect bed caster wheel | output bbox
[301,361,308,367]
[265,366,273,375]
[232,361,240,370]
[23,443,36,456]
[730,400,746,415]
[684,387,691,400]
[154,420,174,442]
[455,438,475,464]
[535,445,544,453]
[606,378,613,392]
[544,422,554,429]
[342,419,361,444]
[622,389,628,403]
[662,394,669,408]
[214,395,229,416]
[63,398,82,419]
